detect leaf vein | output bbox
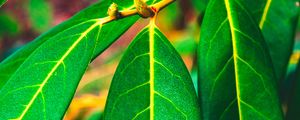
[111,82,150,114]
[209,56,233,99]
[131,106,150,120]
[240,99,270,120]
[236,56,272,96]
[11,21,101,120]
[154,60,193,99]
[154,91,187,119]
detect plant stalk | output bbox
[99,0,175,24]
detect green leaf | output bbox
[286,60,300,120]
[27,0,53,32]
[0,0,7,7]
[104,24,200,119]
[0,2,139,119]
[0,2,138,88]
[198,0,283,119]
[241,0,300,80]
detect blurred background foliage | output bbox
[0,0,299,119]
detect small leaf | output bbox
[0,1,138,119]
[198,0,283,119]
[104,23,200,119]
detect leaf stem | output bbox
[99,0,175,24]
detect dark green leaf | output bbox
[198,0,282,119]
[0,1,139,119]
[27,0,53,32]
[241,0,300,80]
[286,60,300,120]
[104,24,200,119]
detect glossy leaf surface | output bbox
[104,24,200,119]
[198,0,282,119]
[0,1,139,119]
[241,0,299,80]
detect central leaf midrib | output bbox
[149,20,155,120]
[259,0,272,29]
[224,0,242,119]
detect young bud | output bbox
[107,3,121,18]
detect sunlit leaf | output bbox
[0,1,139,119]
[104,23,200,119]
[198,0,283,119]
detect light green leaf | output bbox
[104,24,200,119]
[241,0,300,80]
[27,0,53,32]
[0,1,139,119]
[0,2,138,88]
[286,60,300,120]
[198,0,282,119]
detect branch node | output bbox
[134,0,155,18]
